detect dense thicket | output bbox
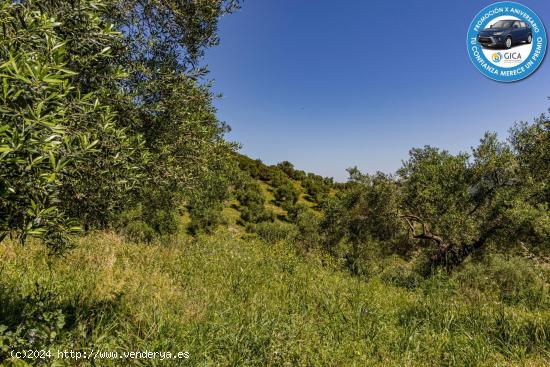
[321,118,550,273]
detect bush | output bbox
[146,209,179,235]
[380,256,422,289]
[302,177,330,203]
[0,285,65,364]
[115,205,177,241]
[455,254,548,308]
[274,182,299,206]
[123,221,156,243]
[287,204,322,250]
[188,207,227,235]
[268,170,288,188]
[235,178,274,224]
[248,222,296,244]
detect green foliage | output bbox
[398,132,549,268]
[1,0,241,249]
[286,203,322,250]
[115,205,155,242]
[0,284,65,363]
[235,175,274,224]
[267,168,288,188]
[398,146,473,245]
[275,161,295,177]
[101,0,241,233]
[379,256,422,289]
[510,114,550,205]
[274,181,299,206]
[455,254,549,309]
[187,158,234,235]
[236,154,271,181]
[247,221,296,244]
[122,220,156,243]
[320,171,406,273]
[0,1,124,252]
[274,160,306,181]
[302,174,331,203]
[108,0,241,67]
[116,203,178,241]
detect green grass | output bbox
[1,231,549,366]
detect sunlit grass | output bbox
[1,231,549,366]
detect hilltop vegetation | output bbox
[1,0,550,366]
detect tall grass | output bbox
[0,231,549,366]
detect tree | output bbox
[274,182,300,206]
[99,0,241,233]
[234,175,274,224]
[0,0,131,252]
[0,0,243,249]
[398,132,549,269]
[510,113,550,206]
[319,170,405,273]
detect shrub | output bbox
[274,182,299,206]
[123,221,156,243]
[235,178,274,224]
[115,204,177,241]
[248,221,296,244]
[455,254,548,308]
[188,207,227,235]
[0,285,65,363]
[287,204,322,250]
[302,177,330,203]
[380,256,422,289]
[268,170,288,188]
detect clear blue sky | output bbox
[206,0,550,181]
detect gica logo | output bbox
[467,1,547,82]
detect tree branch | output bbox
[400,214,444,245]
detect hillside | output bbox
[2,1,550,366]
[1,230,550,366]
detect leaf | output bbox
[59,68,77,76]
[51,41,67,51]
[42,76,65,84]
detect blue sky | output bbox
[206,0,550,181]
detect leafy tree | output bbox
[509,114,550,252]
[319,170,406,273]
[510,113,550,206]
[275,161,296,178]
[274,182,300,206]
[0,0,242,249]
[398,133,549,269]
[268,169,288,188]
[287,203,321,250]
[187,158,235,234]
[30,0,150,229]
[302,175,330,204]
[99,0,240,232]
[234,176,274,224]
[0,0,127,252]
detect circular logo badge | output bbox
[467,1,547,82]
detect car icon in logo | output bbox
[477,19,532,49]
[492,52,503,62]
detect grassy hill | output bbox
[1,230,549,366]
